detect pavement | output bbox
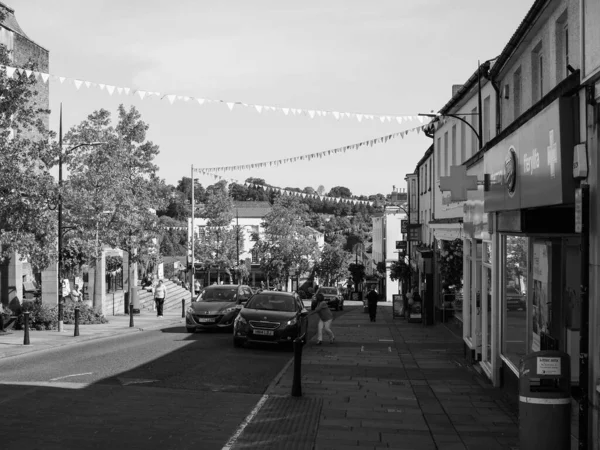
[0,309,185,360]
[229,304,520,450]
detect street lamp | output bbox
[57,103,106,309]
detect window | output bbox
[483,96,491,145]
[424,163,428,193]
[470,107,478,155]
[451,125,457,167]
[429,160,432,190]
[436,137,442,180]
[532,42,543,102]
[443,131,449,177]
[513,68,522,119]
[460,120,466,163]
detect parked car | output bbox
[310,286,344,311]
[233,291,308,348]
[506,286,526,311]
[185,284,254,333]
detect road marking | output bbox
[379,339,393,342]
[361,346,364,352]
[117,377,159,386]
[388,346,392,352]
[50,372,93,381]
[0,381,89,389]
[221,394,269,450]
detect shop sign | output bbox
[575,188,582,233]
[395,241,407,251]
[407,224,421,241]
[483,98,576,212]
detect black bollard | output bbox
[74,307,80,337]
[23,311,30,345]
[129,302,134,328]
[181,298,185,318]
[291,337,303,397]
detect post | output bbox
[190,165,195,304]
[236,209,240,285]
[291,337,303,397]
[129,301,134,327]
[182,298,185,318]
[74,306,80,337]
[57,103,64,311]
[58,301,64,332]
[477,61,483,150]
[23,311,30,345]
[0,313,4,332]
[578,183,590,449]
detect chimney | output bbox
[452,84,463,97]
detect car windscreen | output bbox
[246,294,296,312]
[319,288,337,295]
[200,288,238,302]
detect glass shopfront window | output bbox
[483,241,492,365]
[464,240,471,339]
[501,235,529,370]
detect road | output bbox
[0,304,355,450]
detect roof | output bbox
[415,144,434,171]
[438,60,494,115]
[0,2,49,51]
[489,0,549,79]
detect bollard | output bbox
[129,303,134,328]
[23,311,30,345]
[182,298,185,318]
[291,337,303,397]
[74,307,80,337]
[58,301,64,332]
[0,312,4,333]
[124,291,130,315]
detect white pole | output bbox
[191,165,195,303]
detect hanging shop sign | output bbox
[395,240,407,251]
[401,219,408,234]
[483,97,577,212]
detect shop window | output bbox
[470,107,478,155]
[532,42,543,103]
[436,137,441,180]
[513,68,522,120]
[483,96,491,144]
[460,120,466,163]
[501,235,529,371]
[451,125,457,166]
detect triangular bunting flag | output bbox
[24,69,33,78]
[308,110,315,119]
[74,79,83,90]
[255,105,263,113]
[6,67,16,78]
[282,108,289,115]
[40,72,49,83]
[124,87,131,95]
[167,94,176,104]
[197,98,205,105]
[227,102,235,111]
[59,77,66,84]
[99,84,105,90]
[356,114,363,122]
[137,90,146,100]
[117,87,123,95]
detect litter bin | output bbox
[519,350,571,450]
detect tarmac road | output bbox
[0,305,353,450]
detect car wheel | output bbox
[233,337,244,348]
[186,327,195,333]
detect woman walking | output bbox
[311,293,335,345]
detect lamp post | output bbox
[57,103,106,307]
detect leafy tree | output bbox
[327,186,352,198]
[316,185,326,196]
[252,196,319,288]
[314,237,351,286]
[0,35,58,271]
[63,105,167,277]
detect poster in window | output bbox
[532,242,550,352]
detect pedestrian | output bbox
[154,279,167,318]
[366,286,379,322]
[70,284,82,303]
[194,279,201,297]
[310,293,335,345]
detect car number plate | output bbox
[253,329,274,336]
[198,318,214,323]
[411,313,422,318]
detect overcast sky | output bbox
[10,0,532,197]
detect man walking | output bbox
[366,287,379,322]
[311,293,335,345]
[154,279,167,318]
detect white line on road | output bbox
[49,372,93,381]
[361,345,364,352]
[221,394,269,450]
[388,347,392,352]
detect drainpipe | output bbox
[482,63,502,136]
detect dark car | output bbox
[233,291,309,348]
[185,284,254,333]
[506,286,526,311]
[311,287,344,311]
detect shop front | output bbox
[484,96,580,393]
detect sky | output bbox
[9,0,533,198]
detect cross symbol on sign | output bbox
[439,165,479,202]
[547,129,558,179]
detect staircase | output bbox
[138,280,193,313]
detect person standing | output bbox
[154,279,167,318]
[194,279,201,297]
[311,293,335,344]
[366,287,380,322]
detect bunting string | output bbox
[0,64,427,125]
[193,170,375,207]
[195,122,431,173]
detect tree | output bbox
[314,237,351,286]
[327,186,352,198]
[252,196,319,288]
[63,105,167,277]
[348,263,366,293]
[0,35,58,271]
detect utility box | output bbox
[518,350,571,450]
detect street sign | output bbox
[395,241,407,251]
[401,220,408,233]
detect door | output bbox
[472,240,483,359]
